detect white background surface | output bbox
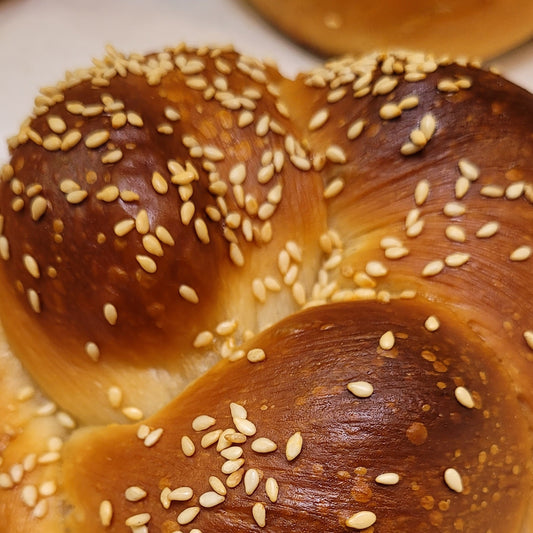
[1,0,532,164]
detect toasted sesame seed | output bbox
[42,134,62,151]
[410,129,427,146]
[194,218,210,244]
[144,427,164,447]
[290,154,311,171]
[251,437,277,453]
[286,431,303,461]
[114,219,135,236]
[252,502,266,528]
[169,486,194,502]
[400,142,421,156]
[199,491,225,508]
[420,113,436,139]
[399,95,419,109]
[445,225,466,242]
[181,436,196,457]
[125,486,147,502]
[510,245,531,261]
[61,130,82,150]
[209,476,227,496]
[60,179,81,193]
[192,415,216,432]
[136,209,150,234]
[247,348,266,363]
[375,472,400,485]
[265,477,279,502]
[23,254,40,279]
[444,467,463,493]
[308,108,330,131]
[445,252,470,267]
[480,184,504,198]
[85,342,100,362]
[85,129,110,149]
[229,242,245,266]
[414,179,430,205]
[155,225,175,246]
[422,259,445,277]
[65,188,88,205]
[455,386,475,408]
[325,145,347,164]
[379,330,395,350]
[103,303,118,325]
[122,406,143,421]
[233,417,256,436]
[178,284,199,304]
[347,381,374,398]
[136,255,157,273]
[379,103,402,120]
[346,510,377,529]
[458,159,480,181]
[127,111,144,127]
[96,185,120,202]
[443,201,466,217]
[221,458,245,474]
[142,234,164,257]
[437,78,459,92]
[99,500,113,527]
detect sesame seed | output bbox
[169,486,194,502]
[199,491,225,508]
[424,315,440,332]
[265,477,279,502]
[233,417,256,436]
[506,181,524,200]
[323,177,345,199]
[144,427,164,447]
[23,254,40,279]
[455,386,475,408]
[443,202,466,217]
[375,472,400,485]
[42,134,62,151]
[379,330,395,350]
[422,259,445,277]
[438,78,460,92]
[103,303,118,325]
[347,381,374,398]
[114,219,135,236]
[379,103,402,120]
[192,415,216,432]
[164,106,181,121]
[420,113,436,140]
[251,437,277,453]
[61,130,82,150]
[229,242,245,266]
[510,245,531,261]
[244,468,261,496]
[252,502,266,527]
[136,255,157,273]
[60,179,81,193]
[286,431,303,461]
[96,185,120,202]
[247,348,266,363]
[216,319,238,336]
[458,159,480,181]
[308,108,330,131]
[99,500,113,527]
[181,436,196,457]
[179,284,199,304]
[445,252,470,267]
[136,209,150,234]
[346,510,377,529]
[444,467,463,493]
[122,406,143,421]
[400,142,422,156]
[177,506,200,526]
[85,342,100,362]
[480,184,504,198]
[125,486,148,501]
[101,149,123,164]
[193,330,214,348]
[201,429,223,448]
[325,145,347,164]
[209,476,227,496]
[290,154,311,171]
[155,225,175,246]
[127,111,144,127]
[221,458,245,474]
[445,225,466,242]
[107,386,123,408]
[399,95,419,109]
[194,218,210,244]
[142,234,164,256]
[21,484,38,507]
[85,129,110,149]
[414,179,430,205]
[111,112,127,128]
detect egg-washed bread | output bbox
[247,0,533,59]
[0,43,532,531]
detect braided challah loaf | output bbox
[0,44,531,532]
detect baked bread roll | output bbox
[0,44,531,531]
[247,0,533,59]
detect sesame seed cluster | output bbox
[0,44,531,531]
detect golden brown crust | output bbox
[247,0,533,59]
[61,301,532,532]
[0,45,531,531]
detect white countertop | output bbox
[1,0,532,163]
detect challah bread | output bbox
[0,43,531,531]
[246,0,533,60]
